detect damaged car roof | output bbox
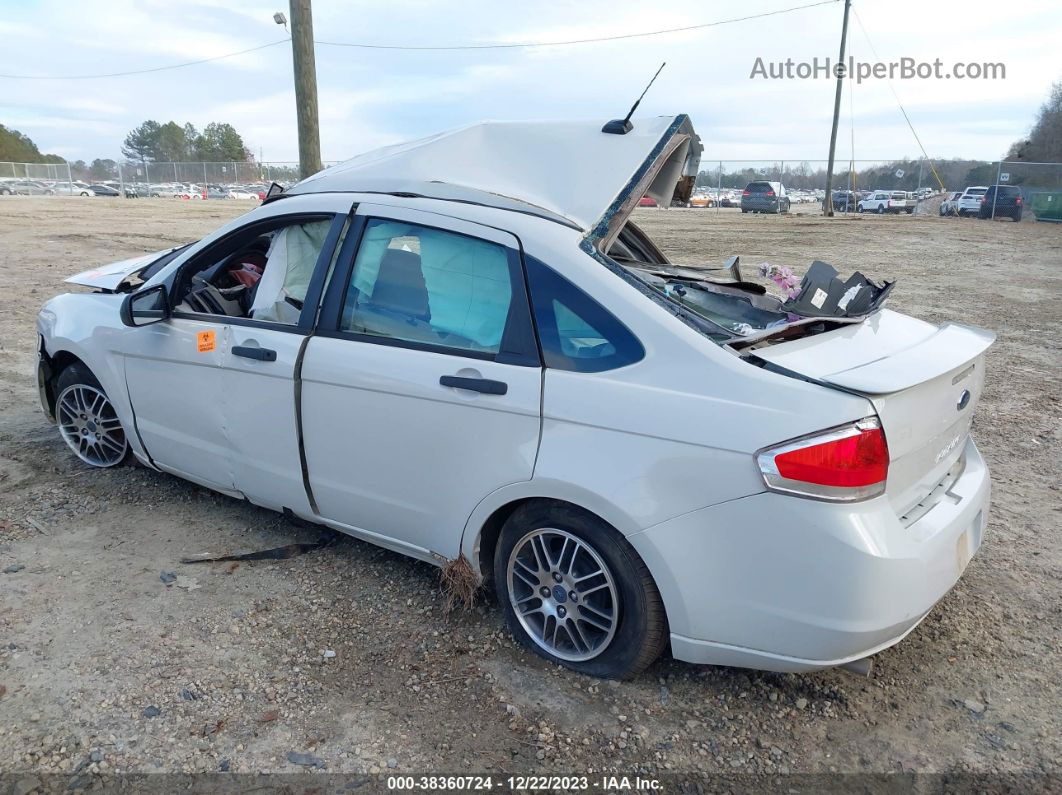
[286,115,702,234]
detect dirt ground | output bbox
[0,198,1060,787]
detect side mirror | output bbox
[120,283,170,327]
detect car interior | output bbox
[173,218,331,325]
[176,233,273,318]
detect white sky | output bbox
[1,0,1059,165]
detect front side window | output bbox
[339,219,514,355]
[175,216,334,325]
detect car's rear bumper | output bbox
[979,206,1020,218]
[628,437,990,672]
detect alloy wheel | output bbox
[56,384,127,467]
[506,528,619,662]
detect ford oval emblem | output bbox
[957,389,971,410]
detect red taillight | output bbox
[742,190,750,196]
[766,190,775,197]
[757,419,889,501]
[981,196,987,203]
[1016,196,1023,205]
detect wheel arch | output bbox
[460,482,642,584]
[38,343,91,419]
[38,325,151,466]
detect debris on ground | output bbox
[440,554,479,613]
[286,751,326,769]
[179,536,335,564]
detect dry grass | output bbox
[439,555,480,613]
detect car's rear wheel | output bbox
[55,363,128,468]
[494,503,667,679]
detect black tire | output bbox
[876,205,885,214]
[55,362,129,467]
[494,502,667,679]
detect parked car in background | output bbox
[0,179,18,195]
[35,114,994,679]
[825,190,858,212]
[939,191,963,216]
[858,190,914,214]
[51,182,94,197]
[955,187,988,217]
[637,195,657,207]
[977,185,1023,221]
[741,181,790,214]
[12,180,55,196]
[88,184,121,197]
[688,192,714,208]
[205,185,230,200]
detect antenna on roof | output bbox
[602,62,667,135]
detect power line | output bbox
[0,0,837,80]
[850,7,946,191]
[316,1,839,50]
[0,39,290,80]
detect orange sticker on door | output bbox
[196,330,216,353]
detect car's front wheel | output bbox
[494,502,667,679]
[55,363,129,468]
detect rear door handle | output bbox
[233,345,277,361]
[439,375,507,395]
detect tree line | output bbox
[121,120,250,164]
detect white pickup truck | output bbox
[858,190,915,214]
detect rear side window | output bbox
[525,255,643,373]
[746,182,772,193]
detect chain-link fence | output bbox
[0,160,340,199]
[687,159,947,214]
[979,161,1062,222]
[2,157,1060,223]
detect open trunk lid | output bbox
[752,309,994,516]
[288,115,702,238]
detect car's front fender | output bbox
[37,293,155,467]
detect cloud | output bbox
[2,0,1059,163]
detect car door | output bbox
[218,212,350,515]
[123,197,352,498]
[122,310,236,492]
[299,203,542,562]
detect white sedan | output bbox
[37,115,992,678]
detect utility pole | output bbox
[822,0,852,217]
[288,0,322,179]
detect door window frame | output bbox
[168,212,349,334]
[315,214,540,367]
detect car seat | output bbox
[366,249,431,322]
